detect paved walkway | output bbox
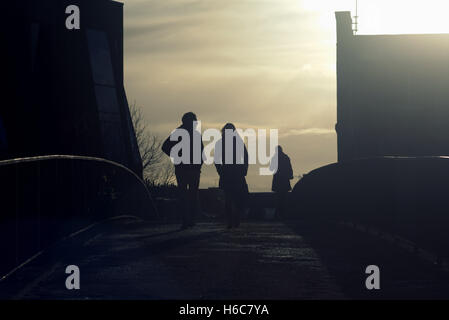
[2,219,449,299]
[0,220,344,299]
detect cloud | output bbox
[123,0,339,190]
[281,127,335,137]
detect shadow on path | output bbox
[287,219,449,299]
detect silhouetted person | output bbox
[214,123,249,229]
[270,146,293,219]
[162,112,204,229]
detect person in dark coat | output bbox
[162,112,204,229]
[270,146,293,219]
[214,123,249,229]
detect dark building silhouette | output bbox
[335,11,449,162]
[0,1,157,278]
[0,0,141,176]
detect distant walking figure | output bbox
[162,112,204,229]
[270,146,293,219]
[214,123,249,229]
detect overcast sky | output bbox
[122,0,449,191]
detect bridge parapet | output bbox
[0,155,156,278]
[291,156,449,264]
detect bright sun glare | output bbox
[302,0,449,35]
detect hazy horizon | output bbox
[123,0,449,191]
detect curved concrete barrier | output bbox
[291,156,449,262]
[0,155,157,277]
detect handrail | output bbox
[0,154,157,214]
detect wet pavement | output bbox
[0,220,344,299]
[1,218,448,300]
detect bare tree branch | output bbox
[130,101,175,186]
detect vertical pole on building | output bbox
[353,0,359,34]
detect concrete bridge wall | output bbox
[0,156,156,278]
[292,157,449,261]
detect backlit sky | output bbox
[123,0,449,191]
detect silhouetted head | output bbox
[182,112,197,129]
[276,145,283,154]
[221,123,236,135]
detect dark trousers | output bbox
[275,191,288,219]
[224,189,247,228]
[175,168,200,227]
